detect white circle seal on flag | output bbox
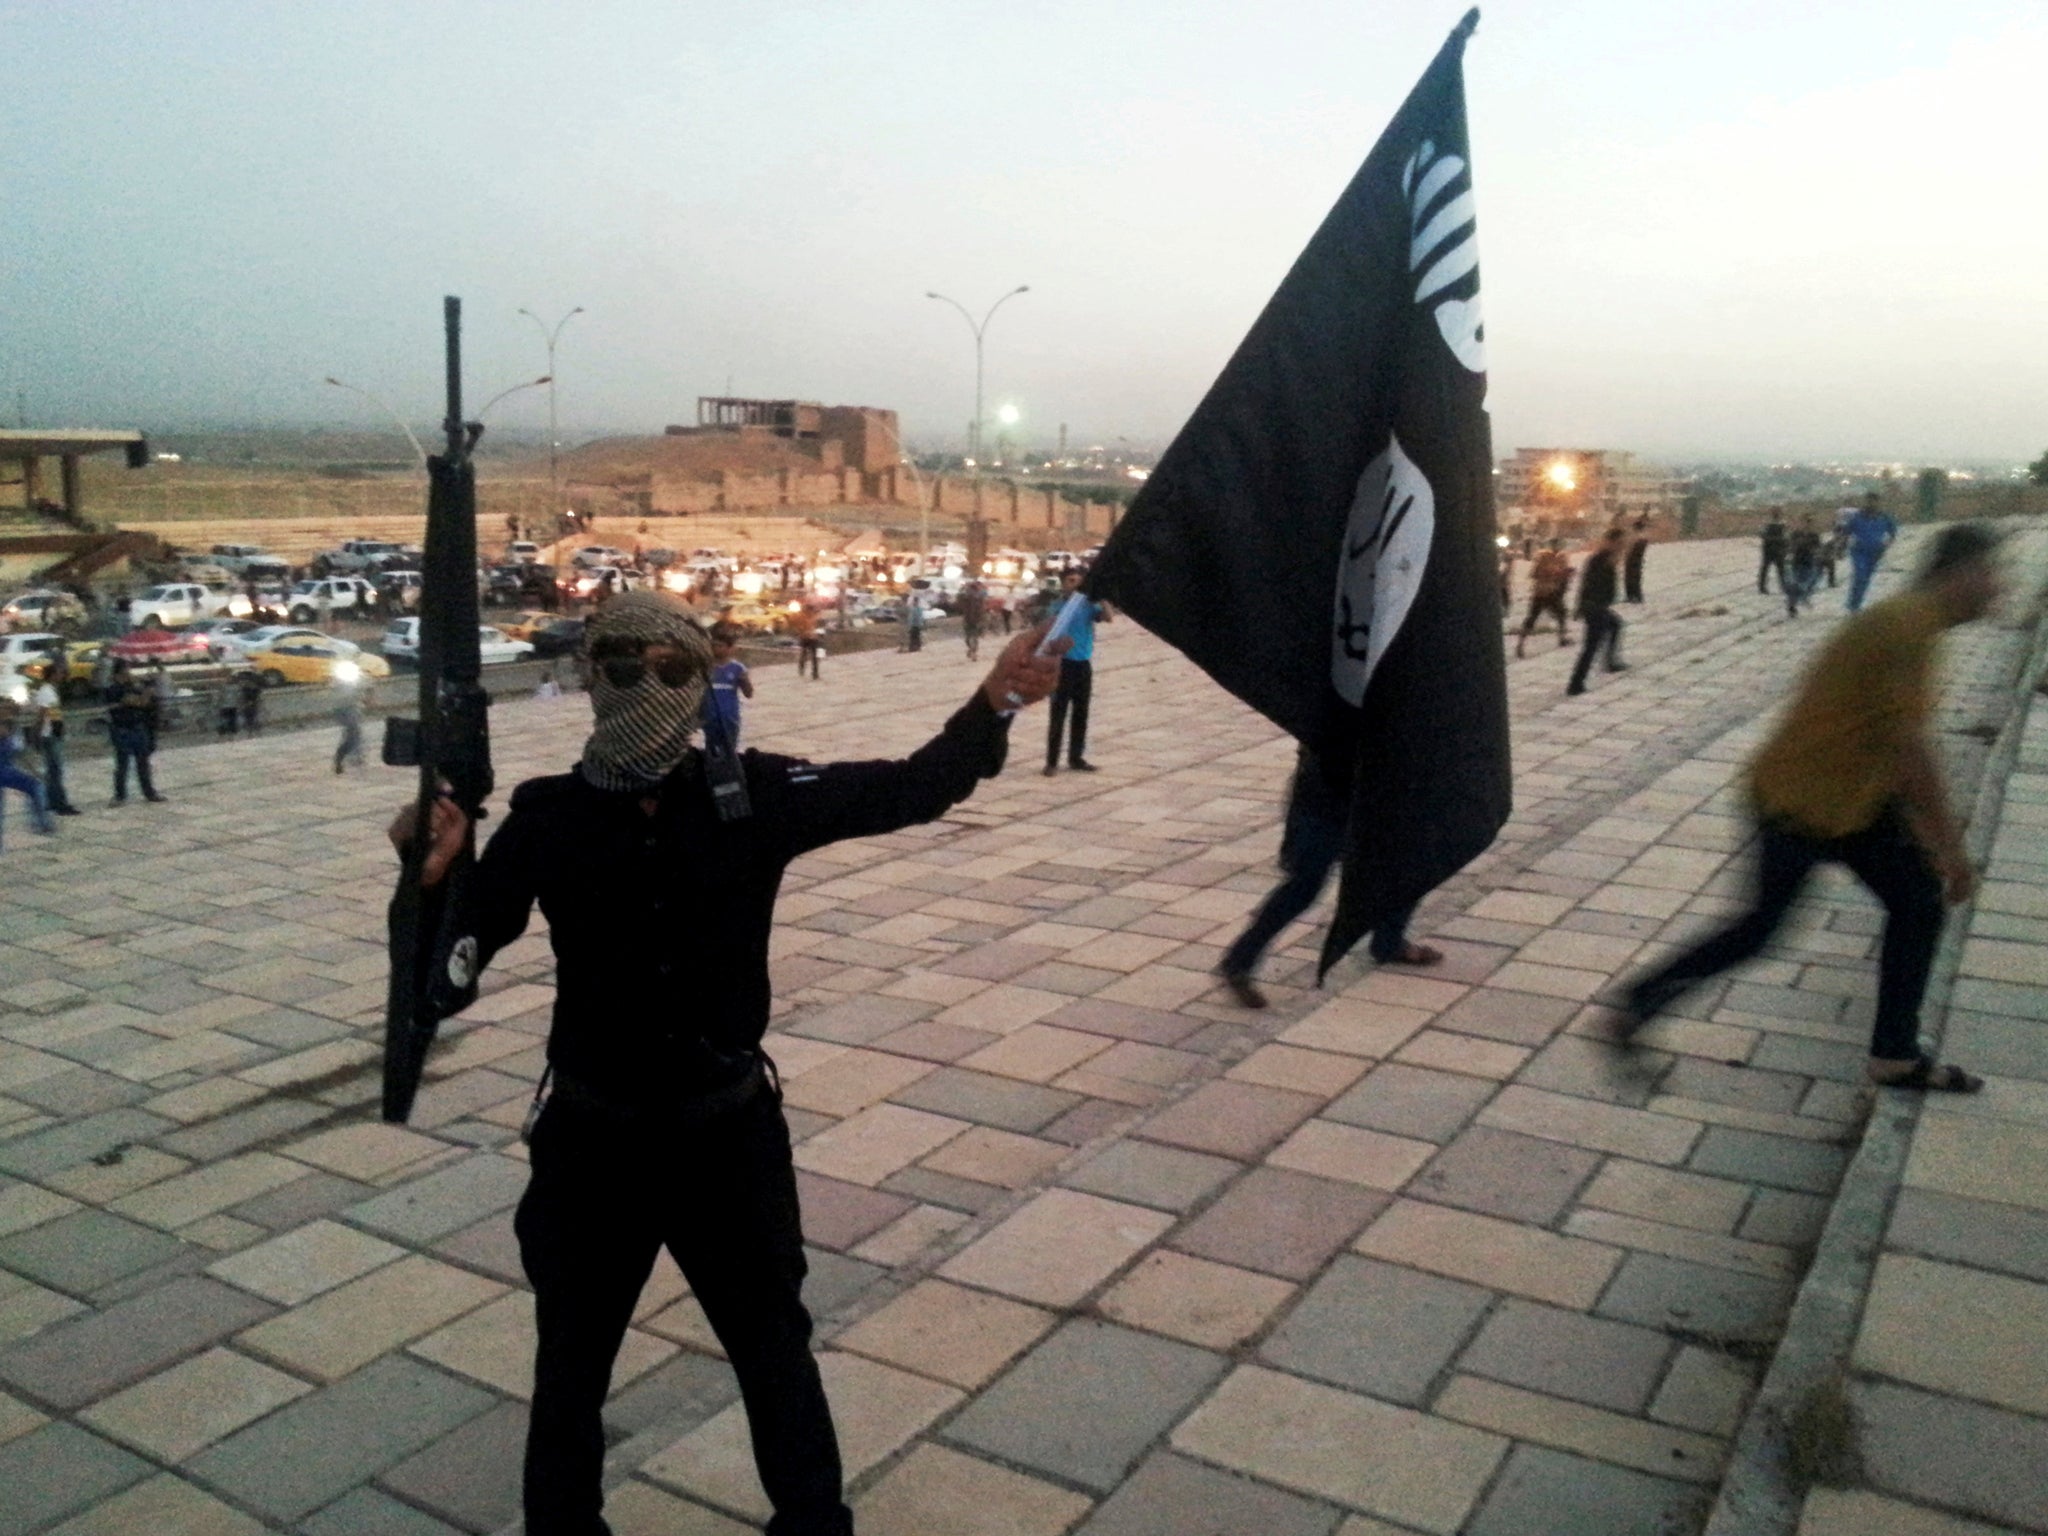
[1332,433,1435,708]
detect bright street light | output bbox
[996,403,1021,427]
[925,285,1030,465]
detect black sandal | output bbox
[1873,1056,1984,1093]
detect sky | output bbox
[5,0,2045,462]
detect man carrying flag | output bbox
[1086,9,1510,975]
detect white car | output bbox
[0,632,69,683]
[2,590,86,630]
[570,545,632,570]
[128,583,234,628]
[285,577,378,624]
[219,625,362,664]
[380,619,534,666]
[325,539,406,572]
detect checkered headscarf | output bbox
[579,592,714,792]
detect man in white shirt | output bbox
[30,666,79,816]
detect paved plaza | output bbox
[1,530,2045,1536]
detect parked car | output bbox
[183,617,264,658]
[320,539,405,572]
[129,582,235,628]
[208,544,288,578]
[0,632,70,683]
[110,626,215,664]
[497,610,557,642]
[1,589,87,631]
[507,541,542,565]
[380,619,534,667]
[285,577,378,624]
[570,545,631,570]
[565,565,639,600]
[219,625,362,664]
[250,636,394,688]
[527,617,586,659]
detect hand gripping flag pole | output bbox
[1085,9,1509,977]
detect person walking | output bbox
[1758,509,1789,595]
[1785,516,1824,617]
[333,677,368,774]
[1044,570,1109,775]
[1515,540,1572,658]
[789,606,824,681]
[1615,524,2003,1093]
[959,578,988,662]
[29,665,79,815]
[1567,529,1629,696]
[1216,745,1442,1008]
[706,623,754,746]
[386,593,1065,1536]
[1843,492,1898,614]
[1623,515,1650,603]
[0,698,57,848]
[904,583,928,653]
[238,670,265,736]
[105,664,166,805]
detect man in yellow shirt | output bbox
[1615,523,2003,1091]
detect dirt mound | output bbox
[560,433,826,486]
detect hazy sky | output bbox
[6,0,2044,461]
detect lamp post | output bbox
[925,286,1029,466]
[323,376,428,472]
[517,306,585,517]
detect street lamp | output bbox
[516,306,585,516]
[323,376,428,471]
[475,375,552,425]
[925,285,1029,465]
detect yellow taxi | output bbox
[251,636,393,688]
[497,610,557,642]
[717,599,793,635]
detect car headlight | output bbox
[332,659,362,685]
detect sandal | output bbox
[1872,1056,1983,1093]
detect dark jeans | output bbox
[334,716,364,772]
[1518,590,1568,646]
[40,735,73,812]
[1785,562,1820,614]
[1568,610,1623,692]
[1047,658,1093,767]
[1624,556,1645,603]
[906,623,923,652]
[1630,808,1942,1062]
[516,1090,850,1536]
[799,639,823,679]
[111,727,156,801]
[1847,551,1882,613]
[1758,552,1785,593]
[1221,811,1416,975]
[0,764,53,846]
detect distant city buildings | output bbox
[1496,448,1685,532]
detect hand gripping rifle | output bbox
[383,296,494,1123]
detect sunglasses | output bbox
[588,637,702,689]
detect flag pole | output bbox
[1453,8,1480,41]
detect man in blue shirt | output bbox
[1044,569,1108,775]
[1843,492,1898,614]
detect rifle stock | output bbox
[383,296,495,1123]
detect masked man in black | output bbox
[391,591,1063,1536]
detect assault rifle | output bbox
[383,296,494,1123]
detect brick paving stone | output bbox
[1061,1138,1240,1212]
[1171,1166,1386,1281]
[1138,1079,1321,1160]
[409,1288,672,1400]
[1513,1033,1662,1107]
[1648,1344,1753,1436]
[0,1274,274,1410]
[153,1097,330,1162]
[1739,1185,1832,1248]
[1099,1250,1296,1351]
[1595,1250,1793,1339]
[602,1348,742,1441]
[1226,1043,1370,1099]
[1855,1253,2048,1418]
[940,1188,1171,1307]
[803,1248,886,1318]
[0,1207,191,1296]
[942,1317,1226,1493]
[1798,1487,2022,1536]
[1688,1123,1847,1194]
[376,1398,527,1534]
[1461,1443,1710,1536]
[301,1485,469,1536]
[1456,1297,1673,1413]
[1578,1158,1750,1235]
[1852,1377,2048,1535]
[921,1125,1069,1188]
[1409,1125,1600,1224]
[1356,1199,1621,1309]
[1905,1112,2048,1212]
[879,1163,1006,1214]
[0,1107,172,1179]
[793,1172,914,1251]
[0,1421,152,1536]
[1259,1255,1488,1405]
[186,1354,493,1523]
[431,1208,528,1283]
[285,1121,450,1181]
[1480,1084,1702,1165]
[0,1181,79,1238]
[1885,1186,2048,1284]
[1073,1449,1343,1536]
[1267,1118,1435,1192]
[79,1344,310,1460]
[1171,1364,1507,1534]
[340,1153,530,1244]
[205,1217,406,1304]
[795,1104,968,1187]
[225,1169,374,1230]
[889,1068,1081,1132]
[40,1470,269,1535]
[236,1253,503,1382]
[854,1442,1093,1536]
[1278,997,1431,1058]
[834,1278,1055,1389]
[1322,1061,1497,1143]
[780,1048,937,1116]
[0,1280,83,1347]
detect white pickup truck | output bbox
[324,539,406,573]
[285,577,378,624]
[128,583,234,628]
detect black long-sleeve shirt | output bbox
[466,691,1010,1107]
[1575,549,1619,619]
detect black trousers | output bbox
[1624,555,1645,603]
[1518,590,1568,646]
[1046,658,1093,767]
[1632,807,1942,1061]
[799,638,822,679]
[1758,551,1786,593]
[516,1090,850,1536]
[111,727,157,801]
[1568,610,1623,691]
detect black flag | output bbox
[1087,10,1508,976]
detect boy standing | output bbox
[706,623,755,745]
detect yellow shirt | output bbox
[1750,590,1945,838]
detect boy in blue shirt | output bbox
[1044,570,1109,775]
[1844,493,1898,613]
[705,623,754,745]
